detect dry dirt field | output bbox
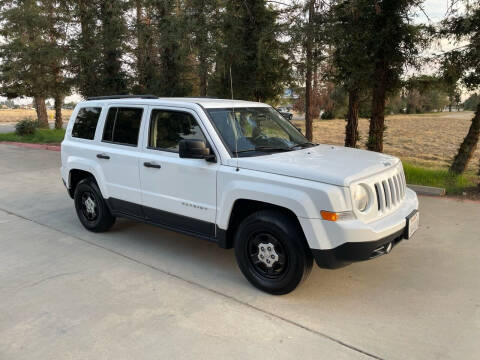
[0,109,73,124]
[293,111,480,171]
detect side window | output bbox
[71,107,102,140]
[102,107,143,146]
[148,110,207,152]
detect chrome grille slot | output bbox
[388,178,396,205]
[375,183,383,211]
[393,176,400,202]
[382,181,391,208]
[371,166,407,216]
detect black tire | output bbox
[234,210,313,295]
[74,177,116,232]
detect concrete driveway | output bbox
[0,144,478,360]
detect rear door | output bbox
[139,106,218,237]
[96,105,147,217]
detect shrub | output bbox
[15,118,38,136]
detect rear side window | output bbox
[148,110,206,152]
[71,107,102,140]
[102,107,143,146]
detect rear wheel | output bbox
[234,210,313,295]
[74,178,115,232]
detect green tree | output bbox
[463,93,479,111]
[0,0,53,126]
[71,0,129,97]
[329,0,374,148]
[211,0,290,103]
[153,0,192,96]
[365,0,427,152]
[134,0,157,94]
[404,75,449,113]
[71,0,102,97]
[441,2,480,175]
[98,0,129,94]
[185,0,219,96]
[42,0,72,129]
[133,0,192,96]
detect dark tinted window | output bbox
[102,107,143,146]
[149,110,206,152]
[72,107,102,140]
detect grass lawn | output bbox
[403,161,478,195]
[0,128,65,144]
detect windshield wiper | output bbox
[288,142,318,149]
[233,146,292,154]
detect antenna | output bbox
[230,66,239,172]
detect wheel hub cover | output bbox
[85,197,96,216]
[257,242,279,268]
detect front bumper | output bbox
[312,227,407,269]
[300,188,419,268]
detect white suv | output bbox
[61,95,419,294]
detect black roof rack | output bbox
[86,95,159,101]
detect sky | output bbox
[0,1,468,105]
[416,0,455,23]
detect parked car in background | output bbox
[61,95,419,294]
[276,107,293,120]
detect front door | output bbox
[139,107,218,237]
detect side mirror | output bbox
[179,139,216,162]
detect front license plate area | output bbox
[405,210,419,239]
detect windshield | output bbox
[206,107,312,156]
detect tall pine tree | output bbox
[442,2,480,175]
[0,0,52,126]
[71,0,129,97]
[366,0,426,152]
[211,0,290,102]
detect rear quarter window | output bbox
[71,107,102,140]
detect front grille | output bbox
[374,170,406,212]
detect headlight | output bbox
[352,185,369,212]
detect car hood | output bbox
[230,144,400,186]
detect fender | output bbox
[65,156,109,198]
[216,167,352,231]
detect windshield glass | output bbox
[207,107,310,156]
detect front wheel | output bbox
[74,178,116,232]
[234,210,313,295]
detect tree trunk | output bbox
[304,0,315,142]
[78,0,99,97]
[34,96,49,128]
[367,61,387,152]
[450,103,480,174]
[199,52,208,97]
[54,95,63,129]
[345,88,360,148]
[136,0,146,93]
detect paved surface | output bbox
[0,144,479,360]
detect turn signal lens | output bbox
[321,211,338,222]
[321,210,355,222]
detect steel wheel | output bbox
[247,232,288,279]
[80,191,98,222]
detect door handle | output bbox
[97,153,110,160]
[144,161,161,169]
